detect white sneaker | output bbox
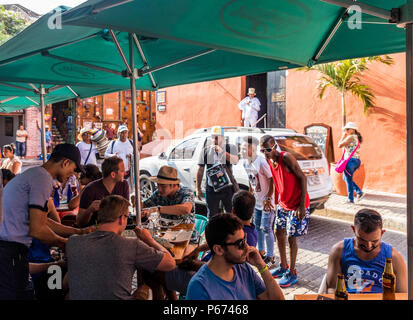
[356,192,365,202]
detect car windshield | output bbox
[275,135,323,160]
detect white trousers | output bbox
[244,117,258,127]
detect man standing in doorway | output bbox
[196,126,239,218]
[238,88,261,128]
[260,135,310,288]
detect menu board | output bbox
[305,125,328,153]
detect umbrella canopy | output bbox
[60,0,413,299]
[0,81,126,113]
[62,0,407,66]
[0,6,298,92]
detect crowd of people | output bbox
[0,122,408,301]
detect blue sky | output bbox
[1,0,86,14]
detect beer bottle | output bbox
[335,273,348,300]
[382,258,396,300]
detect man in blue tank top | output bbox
[325,209,407,294]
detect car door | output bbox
[167,137,202,188]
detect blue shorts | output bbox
[275,205,310,237]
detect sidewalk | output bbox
[314,190,407,233]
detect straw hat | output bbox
[149,166,181,184]
[77,127,91,141]
[248,87,256,95]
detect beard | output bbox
[223,249,248,265]
[359,244,379,253]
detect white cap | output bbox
[117,125,128,134]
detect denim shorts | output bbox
[275,205,310,237]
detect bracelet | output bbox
[258,265,268,274]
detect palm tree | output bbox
[298,56,394,127]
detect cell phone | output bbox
[125,224,137,230]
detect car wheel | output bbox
[140,174,156,201]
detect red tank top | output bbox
[268,152,310,211]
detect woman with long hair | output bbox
[1,143,22,175]
[338,122,364,203]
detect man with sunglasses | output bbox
[186,213,284,300]
[260,135,310,288]
[325,209,407,294]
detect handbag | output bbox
[335,140,360,174]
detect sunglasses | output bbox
[260,143,277,154]
[222,235,247,250]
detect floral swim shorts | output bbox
[275,205,310,237]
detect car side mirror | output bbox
[159,152,167,160]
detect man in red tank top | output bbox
[259,135,310,288]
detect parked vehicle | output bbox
[139,127,332,213]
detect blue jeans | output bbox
[15,141,26,157]
[254,208,275,258]
[343,158,362,202]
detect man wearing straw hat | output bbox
[142,165,195,224]
[76,127,98,166]
[238,87,261,128]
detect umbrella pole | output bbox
[406,24,413,300]
[39,85,47,163]
[129,34,141,227]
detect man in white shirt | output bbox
[240,136,276,267]
[238,88,261,128]
[76,128,98,166]
[15,124,28,159]
[104,125,134,178]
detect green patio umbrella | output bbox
[61,0,413,299]
[0,81,126,160]
[61,0,406,66]
[0,5,301,223]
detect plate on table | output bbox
[162,230,192,243]
[159,218,183,228]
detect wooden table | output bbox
[294,293,407,300]
[122,223,195,262]
[168,223,195,262]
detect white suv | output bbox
[139,127,332,213]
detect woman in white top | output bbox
[1,143,22,175]
[338,122,364,203]
[76,128,98,166]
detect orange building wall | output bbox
[286,53,406,194]
[155,77,245,140]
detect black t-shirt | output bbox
[198,142,238,188]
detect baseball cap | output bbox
[211,126,224,136]
[117,125,129,134]
[50,143,85,174]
